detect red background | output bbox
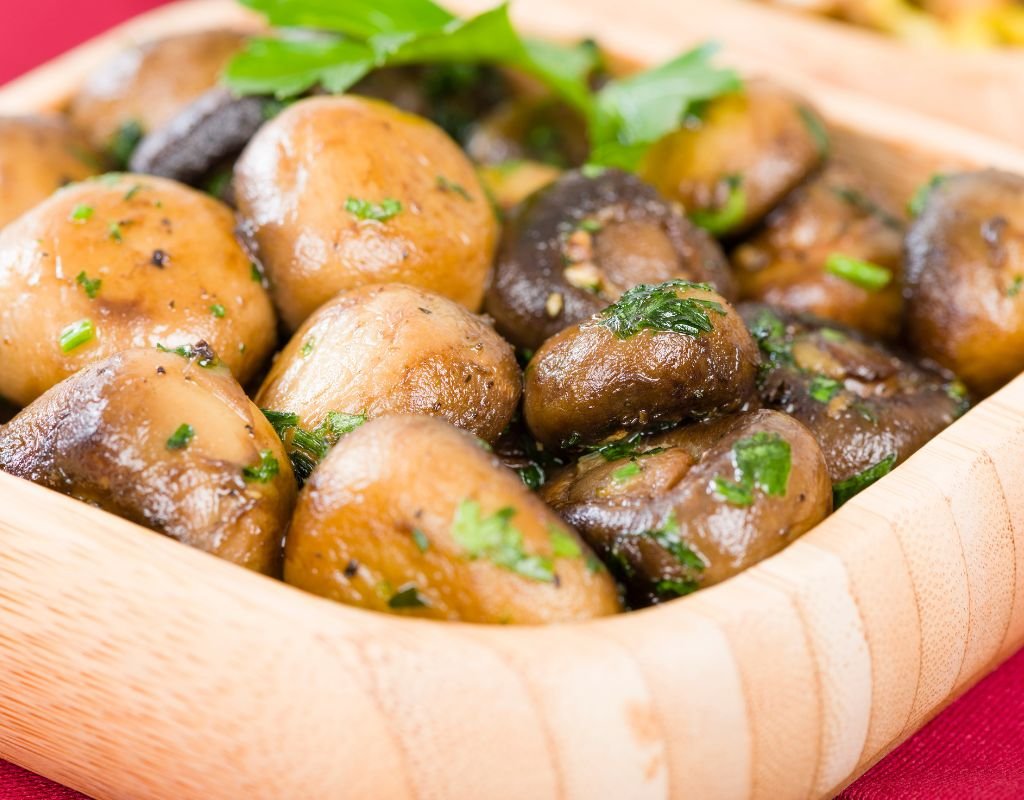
[1,1,1023,797]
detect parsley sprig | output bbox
[226,0,740,170]
[712,432,792,507]
[596,280,726,339]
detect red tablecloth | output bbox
[2,1,1023,798]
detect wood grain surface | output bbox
[2,2,1024,798]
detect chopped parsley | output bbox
[322,411,366,436]
[549,527,582,559]
[825,253,893,292]
[69,203,94,222]
[156,341,220,368]
[645,512,705,573]
[451,500,555,583]
[436,175,472,200]
[107,221,124,242]
[907,173,947,217]
[242,449,280,483]
[345,196,403,222]
[712,431,792,507]
[300,338,315,357]
[689,174,746,235]
[748,307,792,365]
[59,319,95,353]
[262,409,299,437]
[577,218,602,233]
[597,279,725,339]
[210,303,226,318]
[1008,275,1023,298]
[809,375,843,404]
[946,380,970,419]
[517,463,545,490]
[412,528,430,552]
[612,461,642,483]
[123,183,143,201]
[250,262,263,283]
[586,431,664,461]
[166,423,195,450]
[108,121,143,168]
[75,271,102,299]
[832,454,896,508]
[655,578,700,599]
[261,408,365,484]
[388,585,429,609]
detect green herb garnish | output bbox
[712,431,792,507]
[689,174,746,235]
[825,253,893,292]
[226,1,738,172]
[907,173,947,217]
[645,512,705,572]
[809,375,843,404]
[59,319,94,353]
[748,307,792,365]
[388,585,429,609]
[412,528,430,552]
[75,271,102,299]
[946,380,970,419]
[250,262,263,283]
[109,121,143,168]
[300,338,315,357]
[166,424,195,450]
[612,461,642,483]
[597,279,725,339]
[108,221,123,242]
[1008,275,1023,298]
[261,408,365,485]
[69,203,94,222]
[549,527,582,559]
[832,454,896,508]
[451,499,555,582]
[322,411,366,436]
[242,449,280,483]
[210,303,227,318]
[517,463,545,490]
[156,342,220,368]
[831,186,902,230]
[436,175,472,200]
[655,578,700,598]
[262,409,300,437]
[345,196,403,222]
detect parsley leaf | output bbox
[748,307,792,365]
[586,431,664,461]
[597,279,726,339]
[226,36,373,99]
[451,499,555,582]
[75,271,102,299]
[645,512,705,572]
[809,375,843,404]
[388,584,429,609]
[833,454,896,507]
[712,432,792,507]
[345,196,403,221]
[243,450,280,483]
[549,527,582,559]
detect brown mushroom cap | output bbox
[69,29,248,155]
[640,80,826,235]
[0,348,296,574]
[0,115,103,229]
[541,409,831,607]
[234,95,498,331]
[733,158,905,341]
[524,281,760,450]
[285,414,621,623]
[904,169,1024,396]
[256,283,522,445]
[0,173,277,407]
[741,303,966,483]
[486,168,735,351]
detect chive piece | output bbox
[345,196,403,222]
[597,279,725,339]
[798,105,830,156]
[166,423,195,450]
[436,175,472,200]
[123,184,143,201]
[549,528,582,559]
[261,409,299,437]
[907,173,948,217]
[108,221,123,242]
[69,203,94,222]
[210,303,226,318]
[809,375,843,404]
[156,342,220,368]
[59,319,94,353]
[300,338,315,357]
[833,454,896,507]
[412,528,430,552]
[825,253,893,292]
[250,262,263,283]
[655,578,700,599]
[451,499,555,583]
[322,411,365,436]
[388,585,428,609]
[1008,275,1023,298]
[75,271,102,299]
[612,461,642,483]
[689,174,746,235]
[711,477,753,507]
[243,450,279,483]
[830,186,902,230]
[586,431,664,461]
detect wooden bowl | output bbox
[2,2,1024,798]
